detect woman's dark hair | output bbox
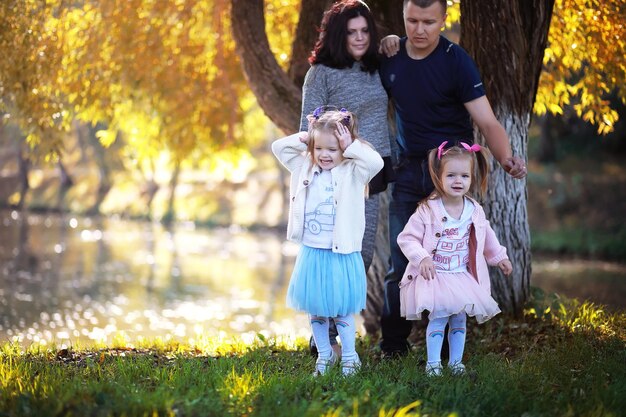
[309,0,380,73]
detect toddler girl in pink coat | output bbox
[397,142,513,376]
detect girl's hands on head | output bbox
[379,34,400,57]
[419,257,436,280]
[498,259,513,276]
[298,132,309,145]
[334,122,353,151]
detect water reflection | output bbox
[532,255,626,311]
[0,209,310,347]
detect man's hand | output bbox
[379,35,400,57]
[502,156,527,179]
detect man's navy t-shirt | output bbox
[380,36,486,156]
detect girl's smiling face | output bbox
[313,131,343,170]
[441,156,472,199]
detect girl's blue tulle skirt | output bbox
[286,245,366,317]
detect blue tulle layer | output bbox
[287,245,366,317]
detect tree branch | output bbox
[231,0,302,133]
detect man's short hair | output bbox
[403,0,447,13]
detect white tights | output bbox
[426,312,467,367]
[310,314,357,361]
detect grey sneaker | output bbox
[341,356,361,376]
[449,362,466,376]
[314,350,338,376]
[425,361,443,377]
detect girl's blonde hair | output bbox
[306,108,372,196]
[306,108,359,162]
[427,143,491,200]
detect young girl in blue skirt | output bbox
[272,107,383,376]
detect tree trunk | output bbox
[55,160,73,211]
[16,140,30,210]
[362,189,389,335]
[367,0,404,36]
[537,114,557,163]
[287,0,332,87]
[231,0,303,133]
[460,0,554,315]
[162,161,181,226]
[85,123,113,215]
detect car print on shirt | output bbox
[304,197,336,235]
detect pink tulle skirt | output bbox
[399,271,501,324]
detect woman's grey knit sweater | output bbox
[299,63,390,157]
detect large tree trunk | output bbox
[287,0,333,87]
[460,0,554,315]
[231,0,303,133]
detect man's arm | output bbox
[465,96,527,179]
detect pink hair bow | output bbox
[437,141,448,160]
[460,142,481,153]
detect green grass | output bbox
[1,295,625,417]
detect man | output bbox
[378,0,527,357]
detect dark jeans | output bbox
[380,155,434,354]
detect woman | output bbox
[300,0,390,271]
[300,0,391,355]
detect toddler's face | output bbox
[441,156,472,199]
[313,132,343,170]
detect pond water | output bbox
[0,210,310,348]
[531,255,626,312]
[1,210,624,348]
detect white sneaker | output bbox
[425,361,443,377]
[314,350,338,376]
[341,356,361,376]
[449,362,466,376]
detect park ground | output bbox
[1,294,625,416]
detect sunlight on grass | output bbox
[321,400,460,417]
[378,400,426,417]
[223,368,263,415]
[525,288,625,341]
[1,297,624,417]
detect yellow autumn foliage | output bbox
[0,0,623,164]
[535,0,625,134]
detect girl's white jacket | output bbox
[272,133,384,254]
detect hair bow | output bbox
[312,106,324,120]
[460,142,481,153]
[311,106,351,125]
[437,141,449,160]
[339,108,350,125]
